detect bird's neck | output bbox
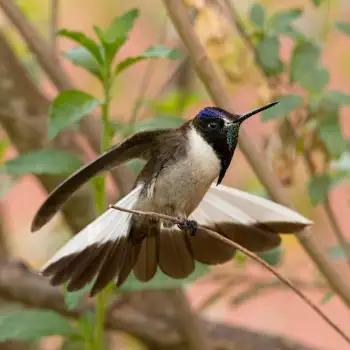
[189,125,234,185]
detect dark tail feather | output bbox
[116,241,142,287]
[133,230,158,282]
[90,239,126,296]
[215,222,282,252]
[66,244,111,292]
[187,226,235,265]
[158,229,194,278]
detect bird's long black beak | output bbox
[234,101,278,123]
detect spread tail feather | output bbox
[40,185,142,296]
[40,183,312,295]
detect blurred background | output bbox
[0,0,350,349]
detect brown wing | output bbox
[31,129,169,232]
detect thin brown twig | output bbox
[49,0,59,51]
[109,203,350,345]
[223,0,350,269]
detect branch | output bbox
[109,203,350,344]
[0,32,96,233]
[0,261,319,350]
[49,0,59,51]
[160,0,350,309]
[0,0,136,195]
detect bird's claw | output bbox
[178,219,198,236]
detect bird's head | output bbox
[192,101,278,184]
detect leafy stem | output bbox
[93,61,113,350]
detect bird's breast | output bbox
[150,127,221,217]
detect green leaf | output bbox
[115,45,182,75]
[49,90,101,139]
[0,311,75,341]
[328,241,350,260]
[64,282,93,311]
[126,159,146,174]
[57,29,102,63]
[63,46,102,79]
[61,339,84,350]
[102,9,139,62]
[0,139,9,162]
[1,150,82,176]
[299,66,329,93]
[133,116,184,132]
[331,152,350,172]
[250,3,265,28]
[335,21,350,36]
[290,40,328,92]
[320,291,334,304]
[261,94,302,121]
[268,8,302,34]
[326,91,350,105]
[121,262,210,290]
[308,175,331,205]
[149,91,202,115]
[257,246,282,265]
[256,36,281,74]
[319,116,347,157]
[312,0,323,6]
[234,251,248,266]
[290,41,320,83]
[0,176,16,199]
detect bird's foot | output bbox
[178,219,198,236]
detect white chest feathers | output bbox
[149,127,221,216]
[186,126,221,180]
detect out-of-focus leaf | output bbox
[61,339,84,350]
[0,176,16,199]
[102,9,139,62]
[300,67,329,93]
[331,152,350,172]
[126,159,145,174]
[1,150,82,176]
[290,41,320,83]
[234,251,248,267]
[335,22,350,36]
[312,0,323,6]
[328,242,350,260]
[326,91,350,105]
[64,282,94,311]
[250,3,265,28]
[63,46,102,79]
[319,117,347,157]
[133,116,184,132]
[308,175,331,205]
[257,246,282,265]
[121,262,210,290]
[0,139,9,162]
[57,29,102,63]
[256,36,281,74]
[0,311,75,341]
[49,90,101,139]
[320,291,334,304]
[261,94,302,121]
[268,8,302,34]
[149,91,202,115]
[115,45,182,75]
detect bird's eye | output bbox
[208,121,217,129]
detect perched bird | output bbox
[31,103,312,296]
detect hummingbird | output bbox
[31,102,312,296]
